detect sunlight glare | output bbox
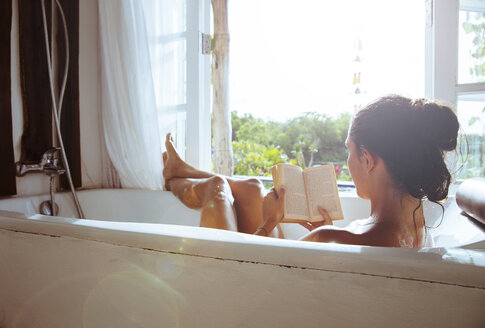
[229,0,425,121]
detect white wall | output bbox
[10,0,103,196]
[79,0,103,189]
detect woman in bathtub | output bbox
[162,95,459,248]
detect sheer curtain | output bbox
[142,0,187,159]
[99,0,175,190]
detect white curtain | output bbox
[142,0,188,159]
[98,0,165,190]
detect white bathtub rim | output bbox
[1,210,484,290]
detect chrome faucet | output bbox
[15,148,66,216]
[15,148,65,177]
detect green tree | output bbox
[236,120,272,145]
[275,112,351,168]
[231,111,256,141]
[232,140,291,176]
[462,12,485,78]
[230,110,351,177]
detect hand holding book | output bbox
[257,184,337,236]
[271,163,344,223]
[298,206,334,231]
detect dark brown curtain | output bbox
[18,0,81,189]
[18,0,53,163]
[0,0,17,196]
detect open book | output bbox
[271,163,344,223]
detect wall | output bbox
[79,0,102,189]
[10,0,103,196]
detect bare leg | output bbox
[167,176,237,231]
[228,178,283,237]
[164,133,283,237]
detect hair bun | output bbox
[350,95,458,202]
[412,99,459,151]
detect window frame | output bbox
[427,0,485,183]
[427,0,485,106]
[185,0,211,171]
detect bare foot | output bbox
[162,133,188,190]
[163,133,213,190]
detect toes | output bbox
[164,133,181,161]
[166,132,175,145]
[165,133,175,151]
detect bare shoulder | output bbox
[300,226,363,245]
[344,217,375,234]
[300,222,393,246]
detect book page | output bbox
[272,164,308,220]
[303,165,344,222]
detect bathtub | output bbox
[0,189,484,328]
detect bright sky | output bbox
[228,0,425,121]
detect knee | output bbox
[205,176,234,203]
[244,178,265,196]
[206,175,229,190]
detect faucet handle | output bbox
[15,148,64,177]
[15,161,42,177]
[41,147,61,164]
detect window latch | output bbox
[200,33,211,55]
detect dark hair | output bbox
[349,95,459,202]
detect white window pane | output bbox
[151,40,187,107]
[229,0,425,120]
[456,94,485,179]
[144,0,188,159]
[144,0,187,107]
[458,2,485,84]
[143,0,186,35]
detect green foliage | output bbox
[231,110,351,180]
[459,13,485,179]
[276,112,351,167]
[462,12,485,78]
[468,106,485,126]
[457,133,485,179]
[469,116,480,126]
[232,140,292,176]
[237,120,272,145]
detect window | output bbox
[431,0,485,179]
[145,0,211,170]
[456,0,485,178]
[458,3,485,84]
[228,0,426,178]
